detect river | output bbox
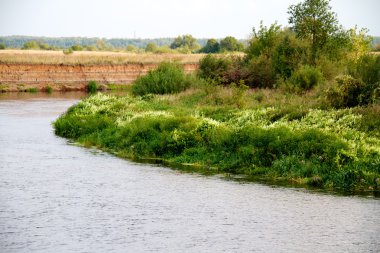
[0,92,379,253]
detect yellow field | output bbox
[0,49,206,65]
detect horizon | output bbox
[0,0,379,39]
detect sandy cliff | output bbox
[0,63,198,91]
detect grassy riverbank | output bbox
[54,87,380,194]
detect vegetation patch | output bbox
[52,0,380,195]
[54,93,380,194]
[132,62,193,96]
[87,80,98,93]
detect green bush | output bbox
[348,54,380,85]
[71,44,83,51]
[243,55,277,88]
[198,54,232,83]
[132,62,191,96]
[26,87,38,93]
[272,33,309,79]
[0,43,6,50]
[63,48,73,55]
[87,80,98,93]
[289,65,322,90]
[145,43,158,52]
[199,39,220,53]
[46,86,53,94]
[326,75,377,108]
[22,41,39,50]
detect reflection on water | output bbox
[0,93,379,252]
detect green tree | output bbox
[22,41,39,50]
[0,43,6,49]
[246,22,282,59]
[71,44,83,51]
[170,35,200,51]
[272,30,309,79]
[220,36,244,52]
[200,39,220,53]
[126,45,138,52]
[145,42,158,52]
[346,26,372,62]
[288,0,342,64]
[96,39,109,51]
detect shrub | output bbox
[63,48,73,55]
[145,43,158,52]
[71,44,83,51]
[288,65,322,91]
[219,36,244,52]
[132,62,191,96]
[46,86,53,94]
[272,33,309,79]
[230,81,249,108]
[87,80,98,93]
[198,55,232,83]
[348,54,380,85]
[0,43,6,50]
[246,22,282,59]
[199,39,220,53]
[243,55,277,88]
[326,75,377,108]
[26,87,38,93]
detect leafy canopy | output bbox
[170,35,200,51]
[220,36,244,52]
[288,0,343,63]
[200,39,220,53]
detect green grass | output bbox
[87,80,98,93]
[26,87,38,93]
[54,89,380,194]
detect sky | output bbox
[0,0,379,39]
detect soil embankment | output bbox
[0,63,198,92]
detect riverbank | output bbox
[54,91,380,195]
[0,50,200,92]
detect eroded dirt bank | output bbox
[0,63,198,92]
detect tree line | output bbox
[0,35,248,53]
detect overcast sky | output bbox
[0,0,379,39]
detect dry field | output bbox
[0,50,206,65]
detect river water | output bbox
[0,93,379,253]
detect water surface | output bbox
[0,93,379,252]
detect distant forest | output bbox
[0,36,209,49]
[0,35,378,52]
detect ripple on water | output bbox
[0,94,380,253]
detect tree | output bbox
[0,43,6,50]
[200,39,220,53]
[272,31,309,79]
[71,44,83,51]
[126,45,138,52]
[346,26,372,62]
[22,41,39,50]
[246,21,282,59]
[170,35,200,51]
[145,42,158,52]
[220,36,244,52]
[288,0,342,64]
